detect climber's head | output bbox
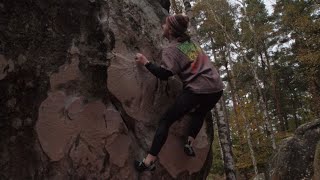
[162,14,190,42]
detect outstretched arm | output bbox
[136,53,173,80]
[144,62,173,80]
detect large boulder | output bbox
[0,0,214,179]
[269,119,320,180]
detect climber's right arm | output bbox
[136,53,174,80]
[144,62,173,80]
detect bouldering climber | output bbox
[134,14,224,172]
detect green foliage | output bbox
[193,0,237,47]
[240,0,272,50]
[273,0,320,115]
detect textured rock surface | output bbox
[313,143,320,180]
[0,0,213,179]
[269,119,320,180]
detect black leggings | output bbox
[149,90,223,156]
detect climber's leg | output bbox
[148,90,199,156]
[184,90,223,156]
[135,90,199,172]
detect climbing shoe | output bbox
[134,158,156,172]
[184,141,196,157]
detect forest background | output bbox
[171,0,320,179]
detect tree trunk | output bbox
[214,102,237,180]
[238,97,259,175]
[210,37,237,180]
[220,88,232,141]
[263,46,286,132]
[182,0,198,40]
[242,1,277,150]
[292,93,300,129]
[208,4,260,175]
[209,1,277,149]
[310,75,320,117]
[245,121,259,175]
[211,37,241,136]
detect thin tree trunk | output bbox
[250,92,261,145]
[209,0,277,150]
[220,89,232,141]
[238,97,259,175]
[253,47,276,149]
[283,113,289,130]
[260,53,269,111]
[292,93,300,129]
[310,76,320,117]
[182,0,198,41]
[260,54,271,127]
[245,121,259,175]
[241,1,277,150]
[212,36,261,179]
[212,34,260,177]
[263,46,286,132]
[209,13,260,175]
[212,37,257,178]
[209,2,277,149]
[211,37,241,136]
[211,40,237,180]
[214,102,237,180]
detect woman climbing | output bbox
[134,14,224,172]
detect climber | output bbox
[134,14,224,172]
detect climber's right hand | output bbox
[135,53,150,65]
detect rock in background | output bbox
[269,120,320,180]
[0,0,213,179]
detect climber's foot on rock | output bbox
[134,158,156,172]
[184,141,196,157]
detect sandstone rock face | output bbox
[269,120,320,180]
[0,0,213,179]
